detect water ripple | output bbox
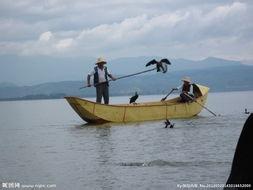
[118,159,230,167]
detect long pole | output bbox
[80,68,156,89]
[161,89,175,101]
[184,93,217,116]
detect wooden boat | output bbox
[65,84,209,123]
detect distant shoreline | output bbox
[1,63,253,101]
[1,89,252,102]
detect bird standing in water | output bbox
[164,119,174,128]
[245,108,250,114]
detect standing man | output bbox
[87,57,116,104]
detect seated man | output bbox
[173,76,195,102]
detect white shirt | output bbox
[89,67,111,83]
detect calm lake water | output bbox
[0,91,252,190]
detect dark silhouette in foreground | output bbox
[129,92,139,104]
[225,113,253,189]
[164,119,174,128]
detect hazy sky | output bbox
[0,0,252,60]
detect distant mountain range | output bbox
[0,57,253,100]
[0,55,242,86]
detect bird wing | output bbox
[160,58,171,65]
[146,59,158,67]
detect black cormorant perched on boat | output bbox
[129,92,139,104]
[146,58,171,73]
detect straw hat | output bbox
[96,57,107,65]
[182,76,191,83]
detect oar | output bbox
[79,68,156,89]
[161,89,175,101]
[184,93,217,116]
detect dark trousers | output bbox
[180,92,194,102]
[96,82,109,104]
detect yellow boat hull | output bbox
[65,84,209,123]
